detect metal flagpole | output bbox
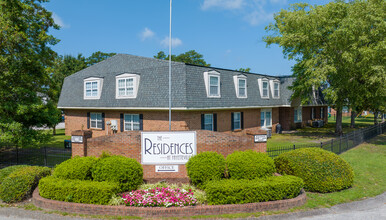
[168,0,172,131]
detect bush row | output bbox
[0,165,28,184]
[205,175,304,205]
[39,176,120,205]
[274,148,354,193]
[0,166,51,203]
[186,150,276,188]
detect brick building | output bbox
[58,54,327,137]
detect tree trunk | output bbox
[350,111,356,128]
[53,126,56,136]
[374,111,378,125]
[382,113,385,123]
[335,106,343,135]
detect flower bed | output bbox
[122,187,197,207]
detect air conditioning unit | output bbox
[312,120,324,128]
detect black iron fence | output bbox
[0,146,71,168]
[267,122,386,158]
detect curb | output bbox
[33,188,306,217]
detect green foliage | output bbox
[39,176,120,205]
[274,148,354,193]
[53,156,99,180]
[226,150,276,180]
[154,50,210,66]
[91,156,143,192]
[0,0,59,146]
[236,67,251,72]
[0,166,51,203]
[0,165,28,184]
[186,152,226,188]
[205,175,304,205]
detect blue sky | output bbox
[44,0,331,76]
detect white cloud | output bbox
[160,37,183,48]
[140,27,155,41]
[52,12,70,28]
[201,0,244,10]
[243,4,273,26]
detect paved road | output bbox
[0,193,385,219]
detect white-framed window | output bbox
[84,77,103,100]
[233,112,241,130]
[294,107,302,123]
[233,75,247,98]
[262,81,269,98]
[273,81,280,98]
[209,75,220,97]
[90,113,103,129]
[116,73,140,99]
[124,114,140,131]
[238,78,247,98]
[204,114,213,131]
[260,109,272,127]
[320,107,324,119]
[311,107,315,120]
[203,71,221,98]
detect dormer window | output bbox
[233,75,247,98]
[262,80,269,98]
[116,73,140,99]
[84,77,103,100]
[203,70,220,98]
[270,80,280,99]
[258,78,269,99]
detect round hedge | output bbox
[226,150,276,180]
[0,165,28,184]
[186,151,226,188]
[53,156,99,180]
[91,155,143,192]
[0,166,51,203]
[274,148,354,193]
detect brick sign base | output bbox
[33,188,306,217]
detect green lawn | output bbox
[40,129,71,149]
[268,115,376,148]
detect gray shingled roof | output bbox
[58,54,314,110]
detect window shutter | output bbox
[201,114,205,130]
[101,113,105,130]
[120,114,124,132]
[139,114,143,130]
[213,113,217,131]
[231,113,234,131]
[87,112,90,129]
[241,112,244,129]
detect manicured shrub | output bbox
[39,176,120,205]
[53,156,99,180]
[186,151,226,188]
[205,175,304,205]
[0,165,28,184]
[91,155,143,192]
[226,150,276,180]
[0,166,51,203]
[274,148,354,193]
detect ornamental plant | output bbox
[122,187,197,207]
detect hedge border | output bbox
[33,187,306,217]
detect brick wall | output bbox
[73,129,266,183]
[65,108,279,137]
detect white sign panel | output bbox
[71,136,83,143]
[254,135,267,143]
[156,165,179,172]
[141,131,196,164]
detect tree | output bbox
[264,0,385,134]
[0,0,59,146]
[154,50,210,66]
[237,68,251,73]
[86,51,116,66]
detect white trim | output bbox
[115,73,140,99]
[233,112,241,130]
[124,113,140,131]
[294,106,302,123]
[271,80,280,99]
[260,108,272,128]
[90,112,102,129]
[258,78,269,99]
[233,75,247,98]
[203,71,221,98]
[203,113,214,131]
[84,77,103,100]
[59,105,299,110]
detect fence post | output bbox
[44,146,47,167]
[339,136,342,154]
[320,142,323,149]
[346,134,349,151]
[293,144,296,150]
[16,145,19,165]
